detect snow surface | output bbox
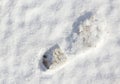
[0,0,120,84]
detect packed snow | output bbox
[0,0,120,84]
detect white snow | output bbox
[0,0,120,84]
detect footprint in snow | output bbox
[65,11,101,54]
[39,11,102,71]
[40,44,67,71]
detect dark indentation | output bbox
[43,55,47,58]
[39,44,60,71]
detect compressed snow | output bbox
[0,0,120,84]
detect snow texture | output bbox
[0,0,120,84]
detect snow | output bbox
[0,0,120,84]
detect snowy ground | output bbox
[0,0,120,84]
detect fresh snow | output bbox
[0,0,120,84]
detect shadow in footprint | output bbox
[39,44,58,71]
[72,11,93,34]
